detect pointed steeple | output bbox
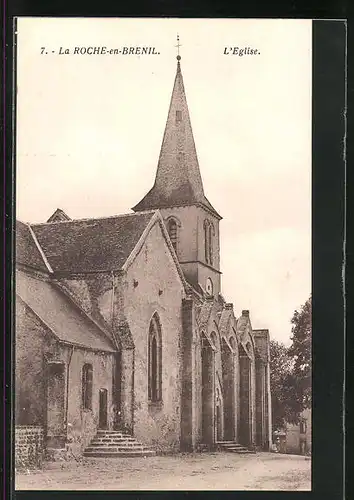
[132,53,220,219]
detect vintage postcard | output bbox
[14,17,315,491]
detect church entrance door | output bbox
[99,388,108,429]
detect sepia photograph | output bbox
[15,17,312,491]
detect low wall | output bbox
[15,426,44,469]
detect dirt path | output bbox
[16,452,311,491]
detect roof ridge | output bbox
[28,224,53,273]
[30,210,157,226]
[16,220,51,273]
[28,209,161,273]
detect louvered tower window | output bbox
[204,220,214,266]
[168,219,178,253]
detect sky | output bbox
[16,18,312,344]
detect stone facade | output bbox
[15,55,272,458]
[15,426,44,469]
[16,293,116,455]
[123,221,185,451]
[159,205,221,296]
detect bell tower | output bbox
[132,40,222,296]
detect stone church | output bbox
[15,55,272,458]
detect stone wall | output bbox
[255,360,266,448]
[15,299,57,427]
[251,357,257,445]
[16,298,116,457]
[15,426,44,469]
[124,221,185,452]
[61,345,116,456]
[48,220,186,452]
[180,297,194,450]
[159,205,221,295]
[160,206,199,263]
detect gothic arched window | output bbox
[82,363,93,410]
[204,220,214,265]
[204,221,209,263]
[209,223,213,265]
[167,219,178,253]
[148,314,162,402]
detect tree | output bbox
[269,339,295,430]
[270,296,312,429]
[288,296,312,414]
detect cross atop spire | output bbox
[175,34,182,60]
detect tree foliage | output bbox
[270,340,295,429]
[288,295,312,411]
[270,296,312,430]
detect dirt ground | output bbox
[16,452,311,491]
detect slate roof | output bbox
[30,212,154,273]
[132,59,221,219]
[16,220,48,272]
[16,270,116,352]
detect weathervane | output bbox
[175,34,182,60]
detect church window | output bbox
[204,220,214,265]
[148,314,162,402]
[176,110,182,123]
[209,224,213,265]
[82,363,93,410]
[167,219,178,253]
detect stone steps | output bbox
[217,441,256,454]
[85,445,155,453]
[90,440,139,446]
[83,430,156,458]
[218,443,246,449]
[95,431,131,438]
[90,437,137,443]
[84,450,156,458]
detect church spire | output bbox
[132,43,220,218]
